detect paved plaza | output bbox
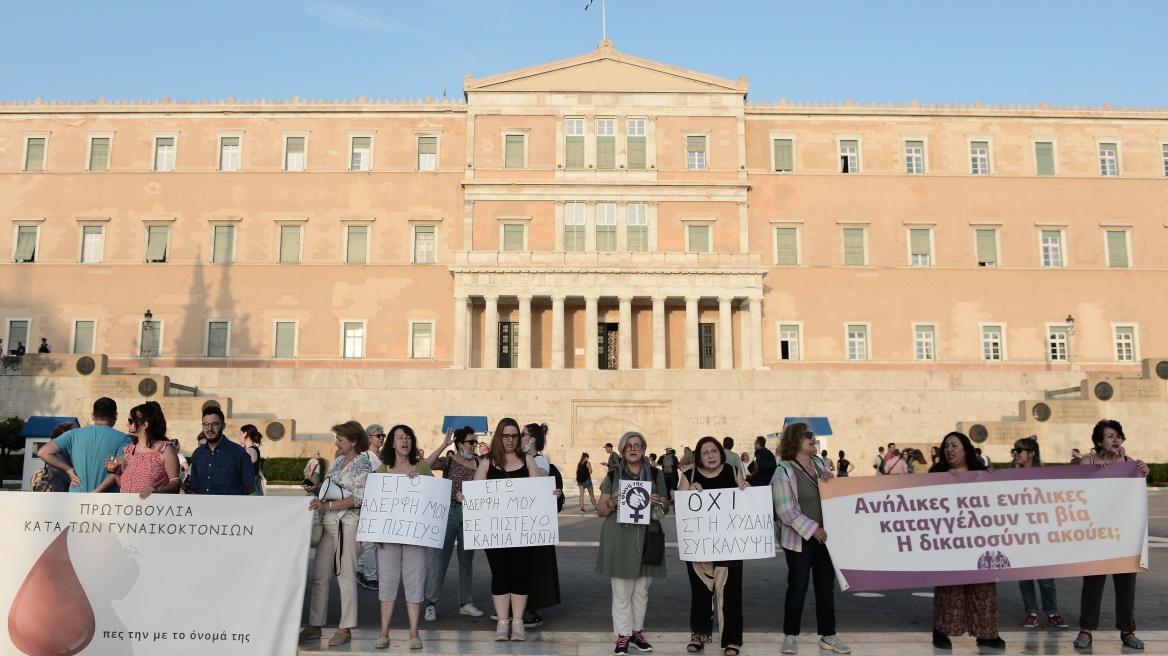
[284,488,1168,655]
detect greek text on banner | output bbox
[461,477,558,549]
[357,474,452,547]
[674,486,775,561]
[819,462,1149,591]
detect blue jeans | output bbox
[425,503,475,607]
[783,538,836,636]
[1019,578,1057,614]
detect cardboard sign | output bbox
[675,486,775,561]
[618,480,652,525]
[462,477,558,549]
[357,474,452,547]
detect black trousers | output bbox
[782,538,837,636]
[686,561,743,647]
[1079,573,1136,633]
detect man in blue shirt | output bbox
[184,406,255,495]
[37,397,130,492]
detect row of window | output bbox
[16,128,1168,176]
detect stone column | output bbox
[618,296,633,370]
[749,297,764,369]
[484,295,498,369]
[585,295,599,370]
[739,300,751,372]
[453,295,468,369]
[685,296,699,369]
[652,296,666,369]
[718,296,734,370]
[518,295,532,369]
[551,295,565,370]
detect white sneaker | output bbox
[423,605,437,622]
[781,634,798,654]
[459,603,484,617]
[819,635,851,654]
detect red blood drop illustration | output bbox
[8,528,95,656]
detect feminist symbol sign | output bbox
[618,481,652,525]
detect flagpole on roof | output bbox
[585,0,607,42]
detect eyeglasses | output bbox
[624,443,645,451]
[501,433,519,439]
[699,450,720,457]
[201,422,222,429]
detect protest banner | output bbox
[674,486,775,561]
[357,474,452,547]
[461,477,558,549]
[618,480,652,525]
[0,493,310,656]
[820,462,1149,591]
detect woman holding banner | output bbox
[424,426,483,621]
[927,431,1005,650]
[772,422,850,655]
[1011,437,1069,630]
[471,418,542,642]
[596,430,669,656]
[1074,419,1150,650]
[678,436,748,655]
[371,424,432,650]
[301,421,374,647]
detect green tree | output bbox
[0,416,25,457]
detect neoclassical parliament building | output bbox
[3,42,1168,464]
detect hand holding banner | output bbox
[674,486,775,561]
[462,477,558,549]
[357,474,452,547]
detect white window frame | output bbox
[502,130,529,169]
[1038,227,1066,268]
[498,218,530,252]
[137,317,165,358]
[22,132,50,172]
[204,320,232,358]
[772,222,802,266]
[217,132,243,172]
[840,224,868,266]
[208,218,241,264]
[776,321,803,362]
[768,132,797,173]
[85,132,114,172]
[12,219,44,263]
[836,135,862,174]
[342,221,373,265]
[275,219,308,264]
[564,118,586,169]
[70,319,98,355]
[626,203,650,252]
[562,202,587,252]
[625,118,648,170]
[283,132,309,172]
[1161,141,1168,178]
[1030,137,1058,176]
[684,132,709,171]
[152,132,178,172]
[341,320,367,358]
[845,323,870,361]
[1045,323,1069,362]
[906,226,935,267]
[1112,324,1138,363]
[142,218,175,263]
[595,202,617,252]
[979,323,1006,362]
[683,219,714,253]
[903,136,927,175]
[272,319,299,358]
[1103,227,1132,269]
[913,323,937,362]
[971,225,1001,267]
[967,136,992,175]
[415,131,440,172]
[77,219,109,263]
[409,320,435,360]
[410,221,440,264]
[1095,139,1121,177]
[349,131,376,172]
[5,318,33,355]
[595,118,616,170]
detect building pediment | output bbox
[464,40,748,96]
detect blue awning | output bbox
[783,417,833,436]
[441,416,489,434]
[19,416,80,438]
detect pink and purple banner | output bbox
[820,462,1149,591]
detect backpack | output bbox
[575,462,589,484]
[878,456,889,475]
[548,462,566,513]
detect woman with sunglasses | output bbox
[423,426,484,621]
[116,401,180,499]
[1011,437,1069,630]
[1074,419,1151,650]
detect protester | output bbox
[424,426,483,620]
[478,442,490,456]
[37,397,129,493]
[358,424,388,591]
[596,431,668,656]
[885,449,908,475]
[835,450,854,478]
[184,407,255,495]
[1011,437,1068,630]
[907,448,927,473]
[300,421,374,647]
[773,422,850,654]
[520,422,561,628]
[750,436,777,486]
[1074,419,1150,650]
[239,424,265,496]
[928,431,1004,650]
[466,418,542,642]
[679,436,748,655]
[372,424,432,650]
[576,453,598,511]
[116,401,179,499]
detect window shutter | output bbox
[843,228,865,265]
[502,224,524,251]
[627,137,646,169]
[910,229,930,256]
[207,322,229,357]
[25,138,46,171]
[596,136,615,169]
[1035,142,1055,175]
[8,321,29,348]
[975,229,997,265]
[418,136,437,154]
[775,228,797,265]
[14,226,37,261]
[687,136,706,153]
[1106,231,1128,268]
[279,226,301,263]
[73,321,95,354]
[274,322,296,358]
[773,139,793,172]
[213,226,234,264]
[414,226,436,263]
[412,323,433,359]
[688,225,710,252]
[145,226,168,262]
[82,226,103,262]
[286,137,305,154]
[346,226,368,264]
[505,135,525,168]
[565,136,584,169]
[89,138,110,171]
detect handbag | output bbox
[641,520,665,565]
[31,465,54,492]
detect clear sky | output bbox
[3,0,1166,107]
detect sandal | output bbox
[687,641,704,652]
[1121,632,1144,650]
[724,647,740,656]
[1073,631,1092,649]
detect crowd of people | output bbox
[32,398,1152,653]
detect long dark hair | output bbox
[578,452,590,466]
[928,432,985,473]
[241,423,262,445]
[524,422,548,452]
[382,424,419,467]
[129,401,168,449]
[488,418,521,468]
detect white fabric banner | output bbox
[461,477,558,549]
[674,486,776,561]
[357,473,452,547]
[0,493,310,656]
[618,481,652,525]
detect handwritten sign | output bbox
[618,481,652,525]
[357,474,452,547]
[461,477,558,549]
[674,486,775,561]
